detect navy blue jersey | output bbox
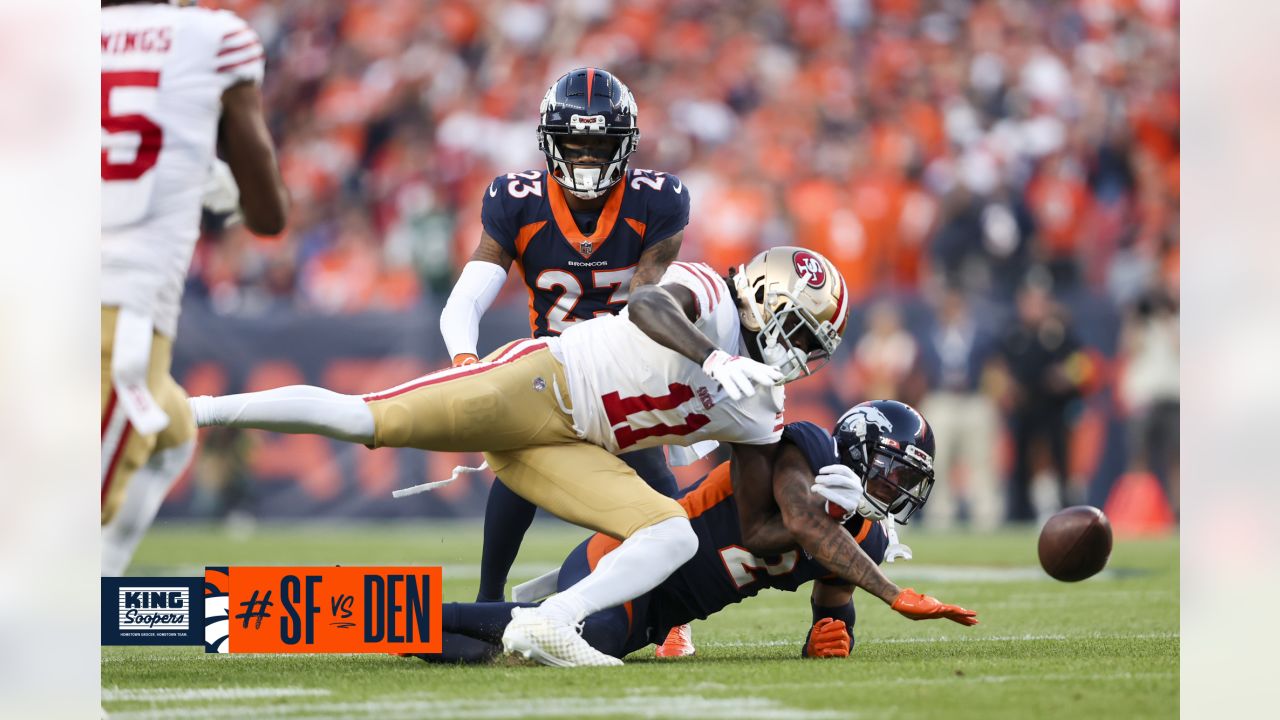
[481,168,690,337]
[642,421,886,635]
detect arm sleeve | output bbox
[212,11,265,90]
[643,174,691,249]
[440,261,508,359]
[480,178,520,258]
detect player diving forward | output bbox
[190,245,849,666]
[418,401,977,664]
[441,67,694,655]
[101,0,288,574]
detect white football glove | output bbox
[810,463,865,522]
[202,158,242,224]
[701,349,784,401]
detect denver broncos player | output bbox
[101,0,287,575]
[439,68,692,653]
[416,401,977,664]
[191,244,849,667]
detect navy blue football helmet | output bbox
[537,67,639,200]
[833,400,936,524]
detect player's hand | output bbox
[803,618,851,658]
[890,588,979,626]
[452,353,479,367]
[701,350,784,400]
[810,463,863,521]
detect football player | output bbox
[440,68,693,653]
[101,0,288,575]
[190,244,849,666]
[417,401,977,664]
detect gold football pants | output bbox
[101,306,195,524]
[363,338,685,539]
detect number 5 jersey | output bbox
[101,4,264,337]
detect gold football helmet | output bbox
[730,246,850,383]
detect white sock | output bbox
[539,516,698,625]
[102,440,195,576]
[190,386,374,444]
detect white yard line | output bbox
[105,694,848,720]
[706,631,1180,647]
[103,687,331,702]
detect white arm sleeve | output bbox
[440,261,508,359]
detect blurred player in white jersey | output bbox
[100,0,288,575]
[190,245,850,666]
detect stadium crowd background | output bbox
[174,0,1179,529]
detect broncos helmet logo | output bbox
[838,405,894,442]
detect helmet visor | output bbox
[864,451,934,523]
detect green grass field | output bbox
[103,521,1178,719]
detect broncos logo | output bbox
[837,405,894,441]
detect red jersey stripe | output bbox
[221,26,251,41]
[686,262,723,303]
[218,40,261,57]
[675,262,715,312]
[362,341,546,402]
[217,53,265,74]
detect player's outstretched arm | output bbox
[440,233,512,365]
[190,385,374,444]
[219,81,288,236]
[771,446,979,626]
[771,445,901,605]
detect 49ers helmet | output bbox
[833,400,936,524]
[538,67,639,200]
[730,247,850,383]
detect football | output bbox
[1038,505,1113,582]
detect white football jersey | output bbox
[552,261,785,454]
[101,4,265,337]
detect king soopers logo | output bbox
[792,250,826,288]
[119,587,190,631]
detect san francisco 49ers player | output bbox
[190,245,850,666]
[440,67,695,655]
[101,0,288,575]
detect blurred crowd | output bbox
[184,0,1179,526]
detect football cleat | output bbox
[654,623,696,658]
[501,607,623,668]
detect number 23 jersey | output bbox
[551,261,785,454]
[482,168,690,337]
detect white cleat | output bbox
[501,607,623,668]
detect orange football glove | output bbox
[452,353,479,367]
[890,588,979,626]
[804,618,851,658]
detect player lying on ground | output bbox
[418,401,976,664]
[190,245,851,666]
[101,0,288,575]
[440,67,696,653]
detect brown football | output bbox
[1038,505,1113,582]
